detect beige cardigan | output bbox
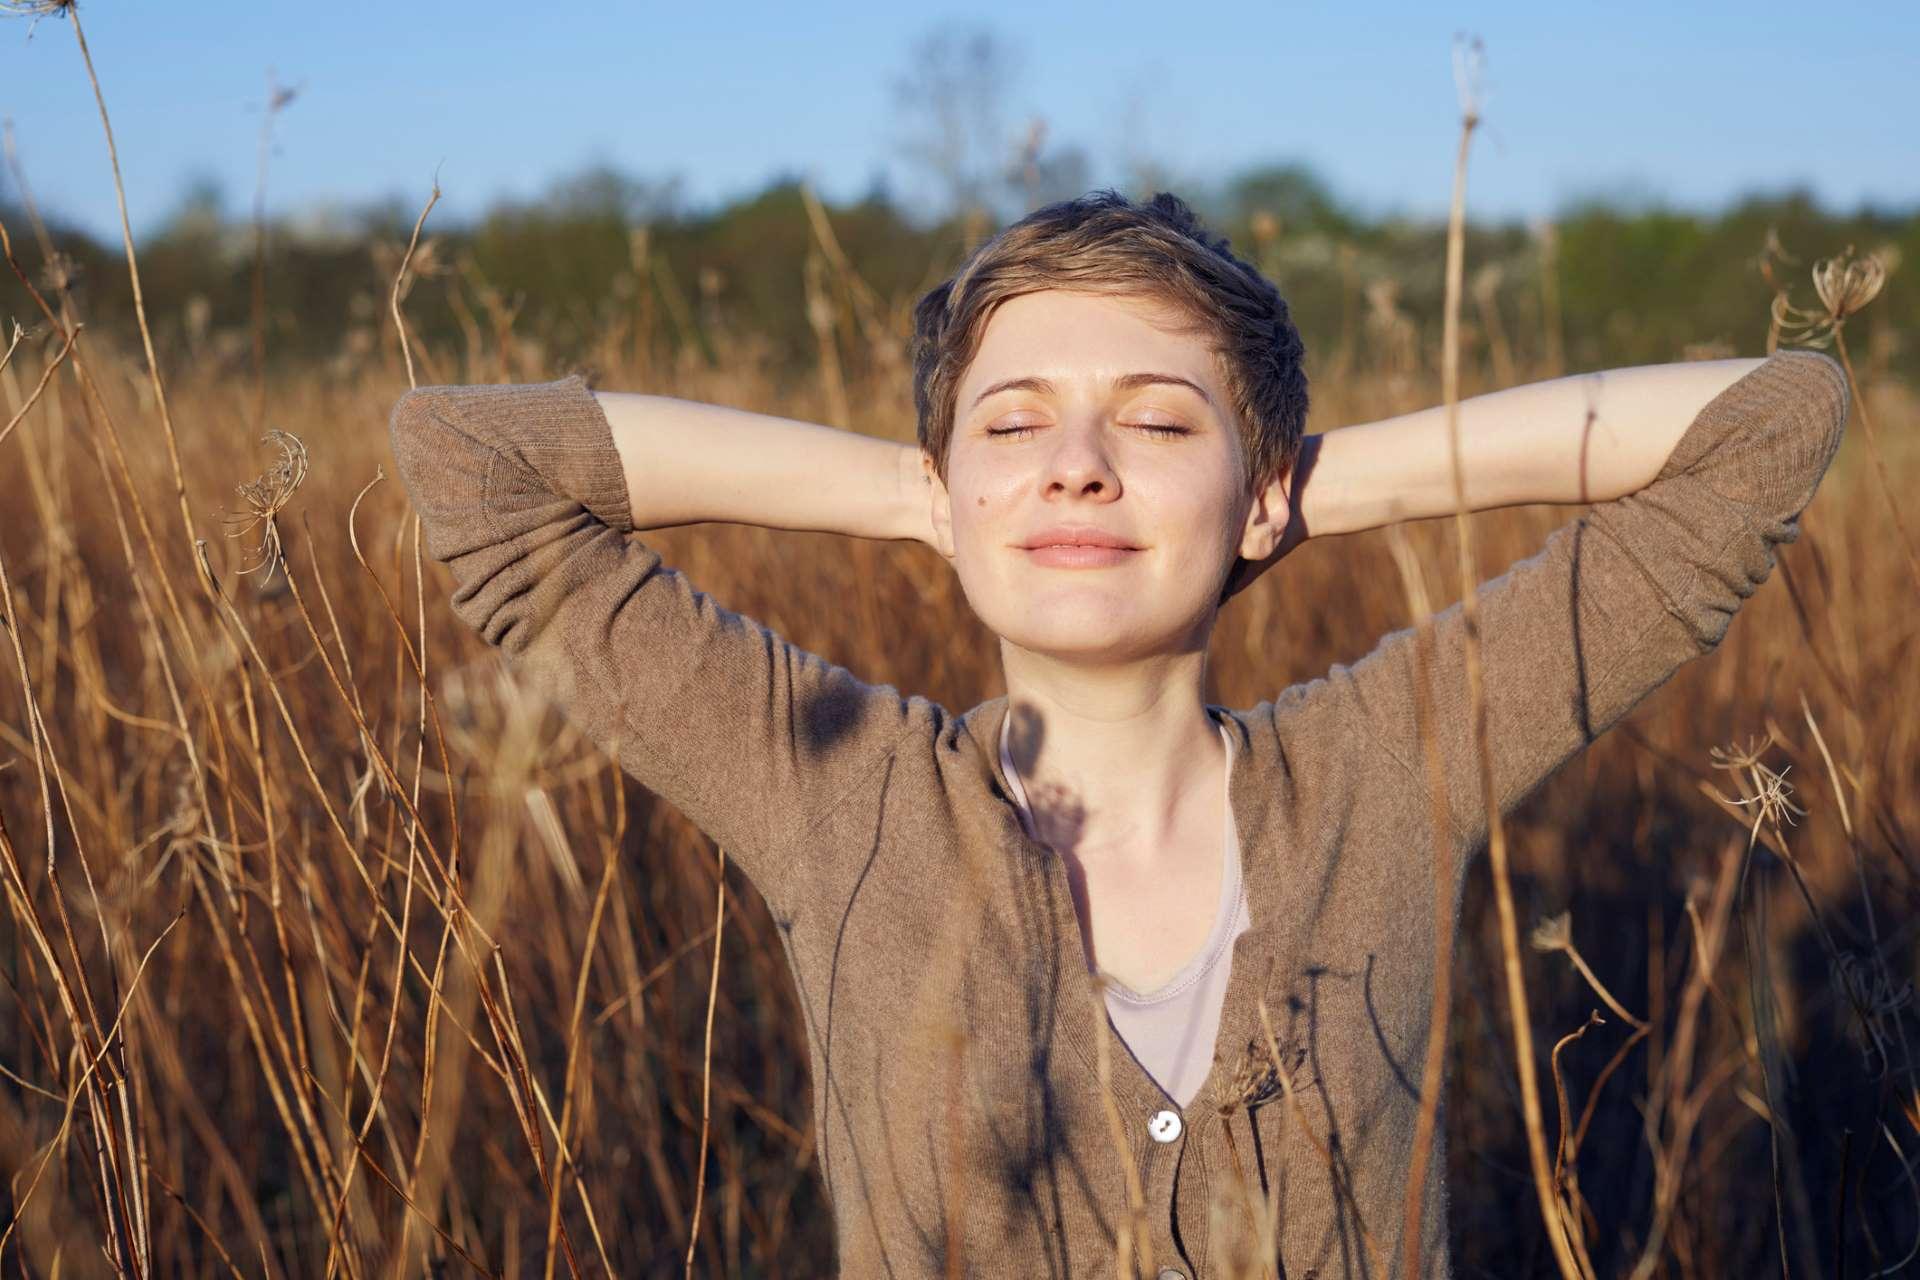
[388,350,1848,1278]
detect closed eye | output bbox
[985,422,1192,439]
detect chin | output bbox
[1005,628,1131,659]
[956,564,1217,659]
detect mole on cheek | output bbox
[977,496,986,507]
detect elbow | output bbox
[1782,347,1850,446]
[387,387,433,489]
[1804,349,1851,438]
[1730,349,1853,524]
[386,387,496,557]
[387,386,447,484]
[388,386,476,500]
[1758,347,1849,438]
[1783,348,1852,513]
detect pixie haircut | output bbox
[910,190,1310,495]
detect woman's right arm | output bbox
[593,390,935,543]
[388,375,936,916]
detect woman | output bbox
[388,190,1848,1278]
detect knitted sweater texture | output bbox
[387,350,1849,1278]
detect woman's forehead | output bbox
[964,291,1222,394]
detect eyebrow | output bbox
[968,372,1215,412]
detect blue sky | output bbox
[4,0,1914,243]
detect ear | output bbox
[1237,460,1294,563]
[920,449,957,560]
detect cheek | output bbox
[1148,469,1242,543]
[947,467,1024,545]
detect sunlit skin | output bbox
[918,290,1296,988]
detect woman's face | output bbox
[922,288,1287,664]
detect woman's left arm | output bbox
[1302,358,1766,537]
[1294,350,1850,862]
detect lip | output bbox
[1023,544,1140,568]
[1016,525,1144,569]
[1019,525,1141,551]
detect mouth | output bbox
[1018,526,1142,552]
[1017,529,1143,568]
[1021,543,1141,568]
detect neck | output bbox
[998,641,1226,869]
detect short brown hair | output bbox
[910,190,1309,494]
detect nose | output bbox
[1042,417,1121,500]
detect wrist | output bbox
[1304,419,1436,536]
[891,443,936,545]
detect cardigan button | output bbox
[1148,1109,1182,1143]
[1156,1269,1188,1280]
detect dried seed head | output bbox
[1218,1046,1274,1116]
[1529,910,1572,953]
[1765,239,1891,350]
[1709,731,1771,773]
[1760,229,1820,348]
[1452,33,1487,124]
[1771,290,1835,349]
[1833,949,1914,1078]
[1811,244,1887,323]
[223,429,310,586]
[1214,1033,1301,1115]
[1709,734,1807,831]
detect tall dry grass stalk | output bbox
[1388,512,1461,1280]
[250,71,299,434]
[683,845,726,1280]
[1403,35,1588,1280]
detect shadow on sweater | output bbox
[1003,702,1095,974]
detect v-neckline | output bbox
[996,708,1240,1003]
[968,695,1287,1123]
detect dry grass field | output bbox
[2,272,1917,1277]
[1,9,1918,1276]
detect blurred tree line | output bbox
[1,156,1913,397]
